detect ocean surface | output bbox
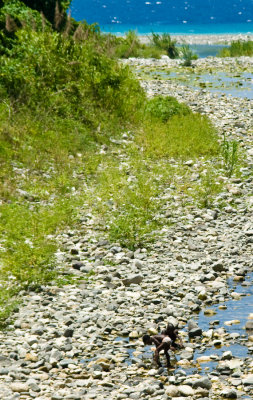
[70,0,253,35]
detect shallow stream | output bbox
[114,272,253,377]
[148,69,253,99]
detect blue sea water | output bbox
[71,0,253,34]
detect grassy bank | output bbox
[0,18,241,326]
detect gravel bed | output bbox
[0,57,252,400]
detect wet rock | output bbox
[180,350,194,361]
[189,327,202,338]
[27,379,41,392]
[129,331,140,339]
[72,262,84,270]
[0,368,9,375]
[221,351,233,360]
[188,319,198,331]
[63,328,74,338]
[204,309,217,316]
[224,320,240,326]
[133,259,144,269]
[197,356,212,363]
[212,260,226,272]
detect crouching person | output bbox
[142,334,174,368]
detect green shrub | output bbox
[222,134,239,177]
[0,0,46,52]
[0,29,145,123]
[145,95,191,122]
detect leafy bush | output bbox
[0,29,145,123]
[145,95,191,122]
[0,0,46,51]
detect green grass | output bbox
[219,40,253,57]
[139,113,220,159]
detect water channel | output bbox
[148,69,253,100]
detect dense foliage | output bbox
[22,0,70,25]
[0,29,144,121]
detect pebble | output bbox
[10,383,29,393]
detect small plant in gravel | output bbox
[222,134,239,177]
[195,170,223,208]
[180,44,198,66]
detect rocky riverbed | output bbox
[0,56,252,400]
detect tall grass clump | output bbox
[113,30,145,58]
[150,32,178,58]
[219,40,253,57]
[222,134,239,177]
[179,44,198,66]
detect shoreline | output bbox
[137,33,253,45]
